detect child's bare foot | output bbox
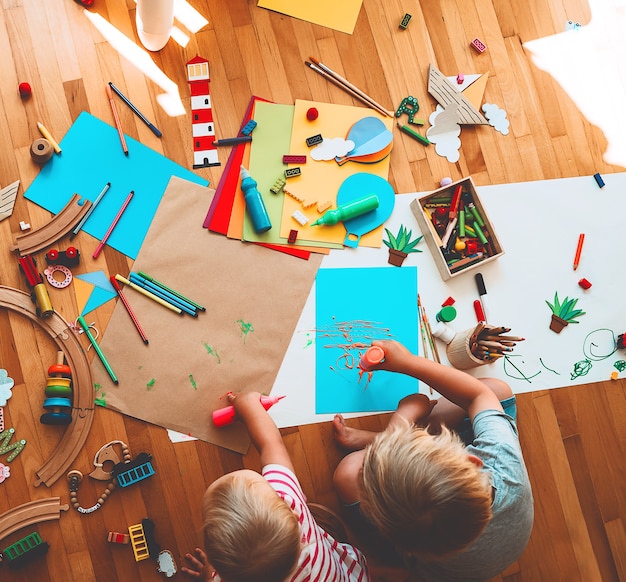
[333,414,377,451]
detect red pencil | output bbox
[110,276,149,344]
[573,233,585,270]
[93,190,134,258]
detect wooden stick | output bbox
[306,58,393,117]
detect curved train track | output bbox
[0,286,95,487]
[0,498,69,543]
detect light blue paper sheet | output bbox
[24,112,209,260]
[315,266,419,413]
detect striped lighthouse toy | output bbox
[186,55,220,168]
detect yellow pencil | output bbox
[37,121,62,154]
[115,274,182,315]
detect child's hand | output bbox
[181,547,213,579]
[229,390,262,412]
[370,340,414,374]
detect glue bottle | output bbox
[212,394,285,427]
[311,194,379,226]
[240,166,272,233]
[358,345,386,371]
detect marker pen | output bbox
[311,194,379,226]
[212,394,285,427]
[474,272,489,322]
[359,345,385,371]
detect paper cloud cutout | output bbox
[0,369,15,406]
[310,137,355,161]
[482,103,510,135]
[427,104,462,163]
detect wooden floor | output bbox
[0,0,624,580]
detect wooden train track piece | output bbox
[0,498,69,543]
[0,286,95,487]
[10,194,92,257]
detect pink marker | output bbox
[358,345,385,371]
[212,394,286,427]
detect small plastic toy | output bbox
[17,254,53,318]
[306,134,323,147]
[0,532,49,569]
[593,173,605,188]
[399,13,412,29]
[287,229,298,244]
[578,278,592,290]
[270,176,286,194]
[395,96,423,125]
[40,352,73,425]
[241,119,257,136]
[470,38,487,53]
[284,167,302,178]
[107,531,130,544]
[282,155,307,164]
[45,247,80,267]
[112,452,155,488]
[18,82,32,99]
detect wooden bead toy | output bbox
[41,352,72,425]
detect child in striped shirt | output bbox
[182,391,370,582]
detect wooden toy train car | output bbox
[0,531,49,569]
[17,254,53,318]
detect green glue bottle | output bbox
[311,193,379,226]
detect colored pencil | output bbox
[71,182,111,239]
[115,274,183,315]
[77,316,118,384]
[110,276,149,344]
[306,57,393,117]
[108,82,162,138]
[106,84,129,155]
[573,233,585,270]
[137,271,206,311]
[93,190,134,258]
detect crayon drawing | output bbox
[315,267,419,413]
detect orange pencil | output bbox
[573,233,585,270]
[106,84,128,155]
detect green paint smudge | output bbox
[94,383,106,407]
[189,374,197,390]
[202,342,221,363]
[236,319,254,343]
[147,378,156,391]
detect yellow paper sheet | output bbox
[279,99,393,248]
[257,0,363,34]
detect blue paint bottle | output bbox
[240,166,272,233]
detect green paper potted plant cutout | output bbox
[546,292,586,333]
[384,225,423,266]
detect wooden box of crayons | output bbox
[409,176,504,280]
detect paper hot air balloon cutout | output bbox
[335,117,393,166]
[336,173,395,247]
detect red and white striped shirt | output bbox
[262,464,370,582]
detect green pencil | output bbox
[397,123,430,145]
[77,316,118,384]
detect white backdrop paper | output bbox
[270,172,626,428]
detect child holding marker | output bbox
[333,340,534,581]
[182,391,370,582]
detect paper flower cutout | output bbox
[0,370,14,406]
[310,137,355,161]
[482,103,510,135]
[0,462,10,483]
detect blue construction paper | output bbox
[315,266,419,414]
[24,112,209,260]
[75,271,117,315]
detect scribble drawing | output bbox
[188,374,197,390]
[613,360,626,372]
[570,360,592,380]
[316,319,393,388]
[502,355,541,383]
[202,342,221,363]
[146,378,156,391]
[570,329,617,380]
[235,319,254,343]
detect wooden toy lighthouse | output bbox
[186,55,220,168]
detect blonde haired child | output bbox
[182,391,370,582]
[333,340,534,581]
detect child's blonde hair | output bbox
[359,417,492,560]
[203,472,301,582]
